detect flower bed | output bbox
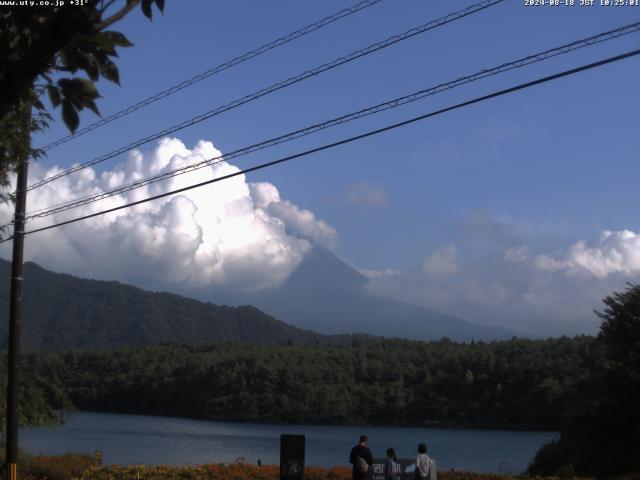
[76,464,352,480]
[13,456,601,480]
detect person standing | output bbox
[385,447,399,480]
[350,435,373,480]
[415,443,432,479]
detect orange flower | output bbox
[17,457,594,480]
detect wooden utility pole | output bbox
[5,110,29,480]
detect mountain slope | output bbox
[209,248,521,341]
[0,248,520,350]
[0,259,327,351]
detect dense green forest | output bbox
[22,336,599,430]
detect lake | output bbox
[21,412,556,474]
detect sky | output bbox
[2,0,640,336]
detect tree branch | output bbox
[100,0,119,15]
[95,0,141,31]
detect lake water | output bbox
[21,412,556,474]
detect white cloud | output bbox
[0,137,337,292]
[251,182,336,249]
[505,245,529,263]
[344,181,389,207]
[423,245,458,276]
[534,230,640,278]
[365,226,640,336]
[358,267,400,280]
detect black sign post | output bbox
[280,434,305,480]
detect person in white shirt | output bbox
[415,443,432,479]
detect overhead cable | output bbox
[39,0,385,152]
[4,47,637,243]
[22,20,640,222]
[25,0,505,192]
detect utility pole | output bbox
[5,113,29,480]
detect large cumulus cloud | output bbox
[0,137,336,292]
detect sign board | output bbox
[370,458,415,480]
[370,458,436,480]
[280,434,305,480]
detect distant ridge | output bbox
[206,247,522,341]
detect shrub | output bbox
[28,453,95,480]
[528,440,574,477]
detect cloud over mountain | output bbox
[2,140,638,337]
[0,137,336,292]
[366,226,640,336]
[423,245,458,276]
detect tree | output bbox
[589,283,640,475]
[529,284,640,477]
[0,0,165,189]
[0,354,74,431]
[598,283,640,375]
[0,0,165,434]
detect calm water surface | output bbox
[21,412,556,474]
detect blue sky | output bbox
[11,0,640,334]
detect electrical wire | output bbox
[3,47,637,243]
[21,20,640,222]
[25,0,505,192]
[39,0,385,152]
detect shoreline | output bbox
[66,409,560,434]
[22,411,555,474]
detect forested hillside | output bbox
[0,253,521,350]
[26,336,599,430]
[0,260,333,350]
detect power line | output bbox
[25,0,505,192]
[38,0,385,152]
[4,47,637,243]
[20,20,640,222]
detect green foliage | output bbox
[0,1,165,125]
[597,283,640,373]
[529,284,640,477]
[528,441,574,477]
[0,93,50,197]
[0,0,165,188]
[25,336,598,430]
[0,353,74,431]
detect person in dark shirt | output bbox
[349,435,374,480]
[384,447,399,480]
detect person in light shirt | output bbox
[415,443,432,479]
